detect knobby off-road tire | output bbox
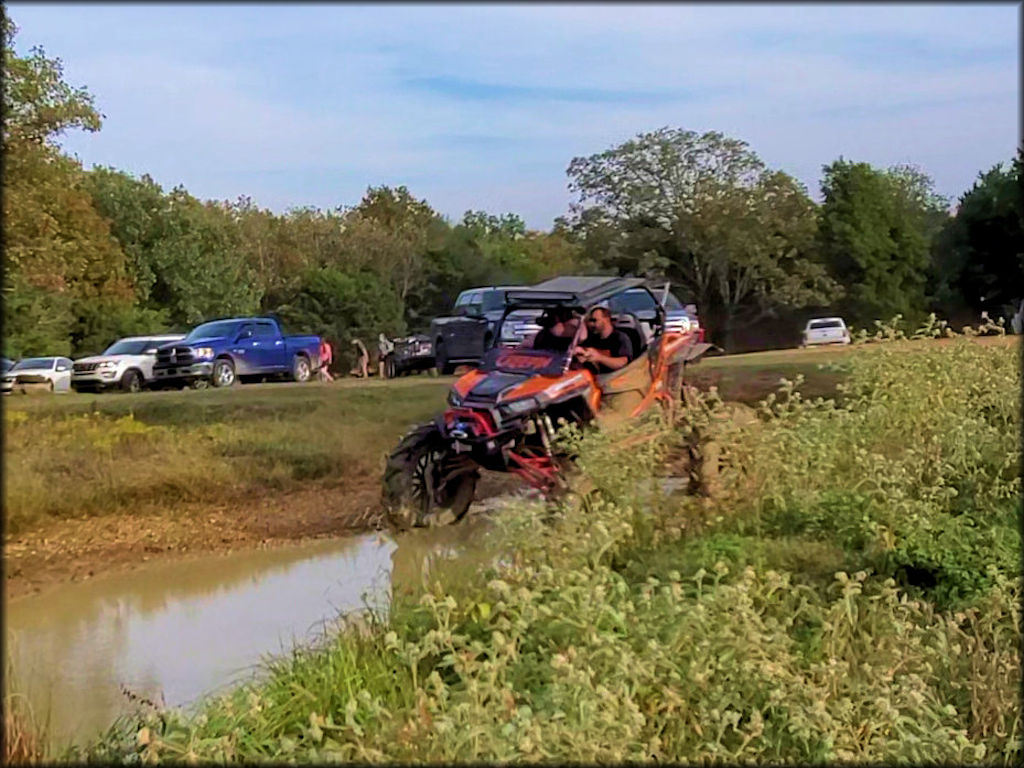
[382,422,478,530]
[679,383,721,498]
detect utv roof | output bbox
[505,276,648,309]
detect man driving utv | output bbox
[574,306,632,373]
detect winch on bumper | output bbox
[440,402,556,473]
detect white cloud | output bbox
[10,2,1018,228]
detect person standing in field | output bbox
[350,338,369,378]
[378,333,395,378]
[318,338,334,382]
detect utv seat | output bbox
[594,344,657,430]
[611,312,647,360]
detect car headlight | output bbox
[498,397,538,420]
[194,347,215,359]
[98,361,118,369]
[447,391,463,407]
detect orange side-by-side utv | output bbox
[382,276,712,528]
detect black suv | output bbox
[429,286,520,374]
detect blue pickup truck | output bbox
[152,316,321,388]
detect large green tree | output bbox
[818,159,948,325]
[2,14,137,356]
[83,168,263,328]
[565,127,837,349]
[930,153,1023,319]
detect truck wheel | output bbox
[292,355,311,383]
[382,423,478,530]
[435,341,455,375]
[212,359,236,387]
[121,369,142,394]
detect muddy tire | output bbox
[382,422,478,530]
[211,358,236,388]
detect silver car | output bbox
[1,357,73,394]
[72,334,186,393]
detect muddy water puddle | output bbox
[5,516,498,752]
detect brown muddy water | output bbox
[4,515,500,753]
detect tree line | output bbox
[3,13,1020,364]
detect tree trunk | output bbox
[703,301,735,353]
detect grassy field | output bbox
[3,377,452,536]
[7,339,1016,539]
[67,336,1020,764]
[3,348,858,538]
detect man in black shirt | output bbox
[574,306,632,374]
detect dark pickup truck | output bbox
[429,286,521,374]
[382,334,434,378]
[152,316,321,388]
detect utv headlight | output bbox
[447,390,463,407]
[194,347,215,359]
[498,397,538,420]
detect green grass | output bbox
[3,378,452,535]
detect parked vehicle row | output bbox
[3,283,706,395]
[3,315,323,396]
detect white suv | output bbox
[72,334,185,393]
[802,317,851,347]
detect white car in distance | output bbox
[72,334,186,393]
[1,357,73,394]
[802,317,851,347]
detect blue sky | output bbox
[7,3,1019,229]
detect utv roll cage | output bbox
[497,276,667,365]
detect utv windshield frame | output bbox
[491,276,670,374]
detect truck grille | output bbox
[74,362,99,373]
[156,346,195,366]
